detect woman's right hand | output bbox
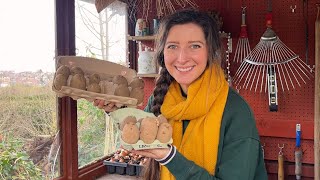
[93,99,118,113]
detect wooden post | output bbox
[315,4,320,180]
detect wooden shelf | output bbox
[137,73,160,78]
[128,35,156,41]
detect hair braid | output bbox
[151,67,173,116]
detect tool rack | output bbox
[130,0,319,179]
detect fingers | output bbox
[93,100,119,113]
[131,148,170,159]
[103,102,117,112]
[93,99,105,109]
[131,149,158,159]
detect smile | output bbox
[176,66,194,72]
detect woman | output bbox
[95,9,267,180]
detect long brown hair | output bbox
[143,8,222,180]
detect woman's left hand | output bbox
[131,147,170,160]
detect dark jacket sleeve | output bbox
[144,95,153,113]
[163,89,268,180]
[165,139,265,180]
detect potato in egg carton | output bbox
[52,56,145,107]
[109,108,173,150]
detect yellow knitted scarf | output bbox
[160,64,229,180]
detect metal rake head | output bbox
[233,28,313,93]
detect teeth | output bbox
[177,67,193,72]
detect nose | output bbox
[177,48,189,64]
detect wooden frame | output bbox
[55,0,320,179]
[54,0,137,179]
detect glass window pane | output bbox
[0,1,59,179]
[75,0,128,168]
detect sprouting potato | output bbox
[88,73,101,84]
[120,116,137,130]
[114,84,130,97]
[53,74,68,90]
[70,74,86,90]
[156,122,173,143]
[130,87,144,104]
[121,123,140,144]
[87,83,101,93]
[156,114,168,125]
[139,117,158,144]
[70,66,84,76]
[129,77,145,89]
[112,75,128,86]
[56,65,70,77]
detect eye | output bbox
[166,44,177,49]
[191,44,201,49]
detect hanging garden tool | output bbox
[278,144,285,180]
[233,0,313,111]
[295,124,302,180]
[233,6,251,64]
[303,0,309,65]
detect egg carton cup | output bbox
[109,108,173,150]
[120,138,173,150]
[53,56,142,107]
[52,85,138,108]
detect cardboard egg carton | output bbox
[109,108,173,150]
[52,56,141,107]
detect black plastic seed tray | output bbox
[103,160,144,176]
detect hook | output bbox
[241,6,247,14]
[278,144,285,155]
[290,5,297,13]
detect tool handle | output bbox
[296,129,301,147]
[278,154,284,180]
[295,149,302,180]
[267,0,272,12]
[241,7,246,26]
[265,0,272,27]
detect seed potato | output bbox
[70,74,86,90]
[112,75,128,86]
[114,84,130,97]
[129,77,145,89]
[130,87,144,104]
[156,122,173,143]
[121,123,140,144]
[70,66,85,76]
[120,116,137,130]
[53,74,68,90]
[88,73,101,84]
[87,83,101,93]
[56,65,70,77]
[139,117,158,144]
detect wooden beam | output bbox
[55,0,77,179]
[315,4,320,180]
[78,159,107,180]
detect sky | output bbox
[0,1,55,72]
[0,1,127,73]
